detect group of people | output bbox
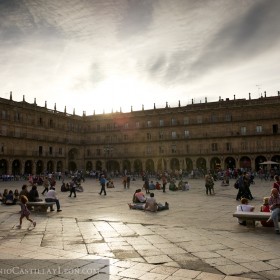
[0,188,20,205]
[237,174,280,234]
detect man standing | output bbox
[99,175,107,196]
[205,172,215,195]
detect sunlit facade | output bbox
[1,92,280,176]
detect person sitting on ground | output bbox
[132,189,146,203]
[182,181,190,191]
[45,187,62,212]
[5,190,15,205]
[149,181,156,190]
[28,185,42,202]
[178,180,184,190]
[169,179,178,191]
[129,193,169,212]
[260,197,274,227]
[106,179,115,188]
[236,197,255,226]
[14,189,20,203]
[61,181,69,192]
[155,181,161,190]
[267,188,280,234]
[2,189,9,204]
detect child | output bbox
[17,195,36,229]
[260,197,274,227]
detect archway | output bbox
[24,160,32,175]
[133,160,142,173]
[107,160,120,172]
[185,158,193,172]
[196,157,206,172]
[225,157,236,169]
[255,155,266,171]
[96,160,102,171]
[68,148,79,160]
[57,161,63,172]
[68,161,77,172]
[36,160,44,175]
[86,161,93,171]
[47,161,54,173]
[239,156,251,169]
[0,159,8,175]
[210,157,221,171]
[12,159,21,175]
[145,159,155,173]
[170,158,180,171]
[122,160,131,173]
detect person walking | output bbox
[99,175,107,196]
[68,180,77,198]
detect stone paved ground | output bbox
[0,177,280,280]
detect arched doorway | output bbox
[24,160,32,175]
[122,160,131,173]
[225,157,236,169]
[0,159,8,175]
[12,159,21,175]
[96,160,102,171]
[210,157,221,171]
[86,161,93,171]
[170,158,179,171]
[47,161,54,173]
[133,160,142,173]
[57,161,63,172]
[36,160,43,175]
[68,161,77,172]
[185,158,193,172]
[196,157,206,172]
[145,159,155,173]
[255,155,266,171]
[239,156,251,169]
[107,160,120,172]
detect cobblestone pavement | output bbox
[0,177,280,280]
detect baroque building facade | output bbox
[0,92,280,176]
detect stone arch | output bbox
[122,160,131,173]
[156,158,167,172]
[239,156,251,169]
[47,160,54,173]
[107,160,120,172]
[196,157,206,172]
[24,160,33,175]
[225,157,236,169]
[133,160,142,173]
[68,161,77,172]
[56,161,63,172]
[96,160,102,171]
[12,159,21,175]
[145,159,155,173]
[170,158,180,171]
[255,155,266,171]
[36,160,44,175]
[0,159,8,175]
[86,161,93,171]
[185,158,193,171]
[210,157,221,171]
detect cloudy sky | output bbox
[0,0,279,115]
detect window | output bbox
[211,143,218,152]
[159,146,164,154]
[147,133,152,140]
[211,114,217,122]
[96,149,101,156]
[49,119,53,128]
[1,110,6,119]
[241,126,246,135]
[39,146,43,156]
[171,131,177,139]
[171,145,177,154]
[185,144,189,153]
[147,120,152,127]
[183,116,189,125]
[159,131,164,140]
[226,143,231,152]
[39,117,43,125]
[146,146,152,154]
[256,125,262,133]
[171,118,177,125]
[273,124,278,134]
[87,149,90,156]
[184,130,190,138]
[225,113,232,121]
[124,123,129,129]
[135,122,140,128]
[197,116,202,124]
[59,148,62,155]
[49,147,53,155]
[159,119,164,127]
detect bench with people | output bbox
[234,187,280,234]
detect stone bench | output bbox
[233,211,279,227]
[26,201,55,213]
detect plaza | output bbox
[0,177,279,280]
